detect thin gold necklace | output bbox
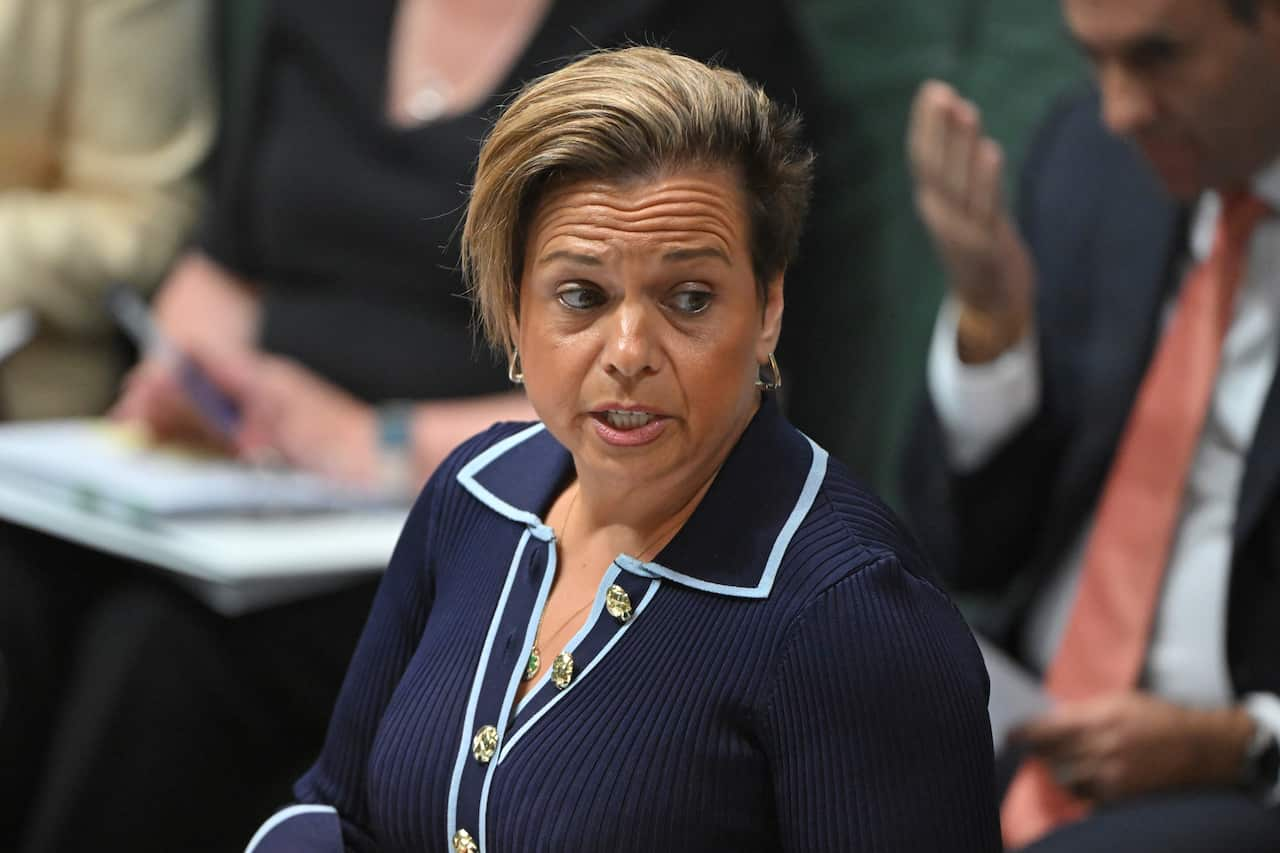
[524,486,581,683]
[523,486,676,686]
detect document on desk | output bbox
[976,634,1054,749]
[0,419,405,516]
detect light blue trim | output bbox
[498,578,660,763]
[456,423,554,538]
[763,437,828,589]
[616,439,828,599]
[512,562,622,717]
[243,804,338,853]
[447,529,531,848]
[478,533,558,852]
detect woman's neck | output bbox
[564,397,759,560]
[570,469,715,564]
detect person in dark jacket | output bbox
[1,1,837,850]
[904,0,1280,849]
[248,45,999,853]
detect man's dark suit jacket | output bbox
[902,89,1280,700]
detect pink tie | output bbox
[1000,190,1272,849]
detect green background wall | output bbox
[791,0,1084,503]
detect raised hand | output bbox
[907,80,1035,362]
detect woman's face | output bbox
[516,167,783,494]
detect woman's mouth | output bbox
[590,409,669,447]
[602,410,655,430]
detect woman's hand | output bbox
[114,347,379,485]
[232,365,538,489]
[111,353,239,452]
[223,354,380,485]
[112,251,261,446]
[1011,692,1255,803]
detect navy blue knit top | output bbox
[247,399,1000,852]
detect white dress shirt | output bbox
[928,157,1280,775]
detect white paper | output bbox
[976,634,1053,749]
[0,419,407,516]
[0,307,36,362]
[0,468,405,614]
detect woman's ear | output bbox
[757,272,785,361]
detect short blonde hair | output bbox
[462,45,815,352]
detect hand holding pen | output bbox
[107,284,385,483]
[107,284,244,450]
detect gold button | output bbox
[605,584,633,623]
[472,725,499,764]
[453,828,478,853]
[552,651,574,689]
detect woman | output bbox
[248,47,999,852]
[3,3,825,850]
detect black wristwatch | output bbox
[1242,719,1280,794]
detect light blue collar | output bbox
[456,397,827,599]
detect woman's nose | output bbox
[602,300,659,380]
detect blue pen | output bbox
[106,284,243,439]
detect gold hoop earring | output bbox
[755,352,782,391]
[508,347,524,385]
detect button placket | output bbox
[449,528,555,853]
[513,565,624,710]
[498,572,659,765]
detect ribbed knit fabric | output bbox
[252,400,999,852]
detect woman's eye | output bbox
[669,289,713,314]
[556,284,604,310]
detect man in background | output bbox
[905,0,1280,849]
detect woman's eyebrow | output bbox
[662,246,730,264]
[537,250,603,266]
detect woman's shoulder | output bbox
[400,420,545,525]
[761,450,988,709]
[780,450,939,596]
[425,419,543,487]
[752,444,981,661]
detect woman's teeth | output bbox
[604,410,654,430]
